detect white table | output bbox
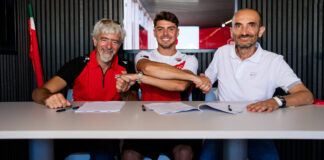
[1,101,324,139]
[1,102,323,160]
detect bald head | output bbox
[232,8,262,27]
[230,8,265,51]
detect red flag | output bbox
[28,4,44,87]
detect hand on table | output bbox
[44,93,71,109]
[247,98,279,112]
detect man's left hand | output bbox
[247,98,279,112]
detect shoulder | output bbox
[260,49,284,62]
[59,56,89,72]
[56,56,90,85]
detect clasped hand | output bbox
[116,72,137,93]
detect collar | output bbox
[154,49,180,58]
[230,42,263,63]
[88,50,119,69]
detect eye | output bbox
[112,40,120,44]
[249,23,256,27]
[234,23,241,28]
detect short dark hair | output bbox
[154,11,179,27]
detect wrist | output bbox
[137,72,143,84]
[273,96,286,108]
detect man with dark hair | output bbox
[117,11,209,160]
[199,8,313,160]
[32,18,138,160]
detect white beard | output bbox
[99,51,114,63]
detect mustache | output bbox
[238,34,253,38]
[102,48,114,52]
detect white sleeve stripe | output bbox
[287,81,302,90]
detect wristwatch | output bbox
[273,96,286,108]
[137,72,143,84]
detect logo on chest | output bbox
[174,61,186,70]
[249,72,257,79]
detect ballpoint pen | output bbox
[228,105,232,111]
[56,106,79,112]
[142,105,146,112]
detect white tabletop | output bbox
[0,101,324,139]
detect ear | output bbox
[230,27,234,38]
[258,26,265,38]
[153,28,157,38]
[92,37,97,47]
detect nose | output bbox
[105,40,112,49]
[162,29,168,36]
[241,26,248,35]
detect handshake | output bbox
[116,71,212,94]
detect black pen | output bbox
[228,105,232,111]
[142,105,146,112]
[56,106,79,112]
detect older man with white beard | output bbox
[32,18,139,160]
[33,18,138,108]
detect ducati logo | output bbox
[175,58,182,62]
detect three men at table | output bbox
[32,7,314,160]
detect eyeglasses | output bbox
[101,19,120,25]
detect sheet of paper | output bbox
[75,101,125,113]
[198,102,251,114]
[144,102,199,115]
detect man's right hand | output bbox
[194,73,212,94]
[44,93,71,109]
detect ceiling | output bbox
[139,0,235,27]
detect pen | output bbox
[56,106,79,112]
[228,105,232,111]
[142,105,146,112]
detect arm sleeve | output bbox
[182,55,198,74]
[204,50,219,84]
[273,56,302,92]
[56,57,88,86]
[134,51,150,72]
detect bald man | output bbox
[199,8,313,160]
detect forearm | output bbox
[141,75,191,91]
[32,87,52,104]
[284,90,314,106]
[138,60,198,82]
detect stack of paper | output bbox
[75,101,125,113]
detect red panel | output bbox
[199,27,232,49]
[139,28,148,50]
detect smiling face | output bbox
[93,33,121,63]
[154,20,179,50]
[231,9,265,49]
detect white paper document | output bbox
[75,101,125,113]
[144,102,198,115]
[144,102,250,115]
[198,102,250,114]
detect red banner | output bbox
[29,4,44,87]
[199,27,232,49]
